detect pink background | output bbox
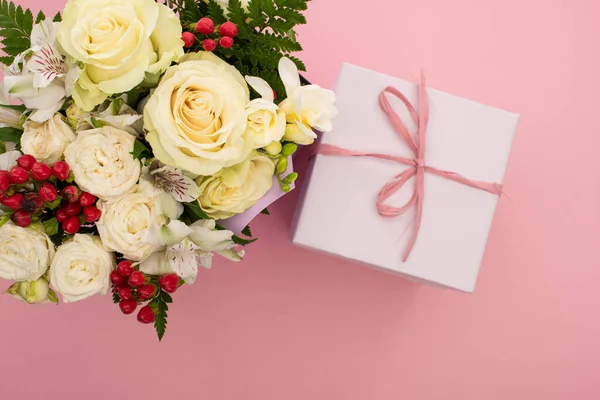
[1,0,599,398]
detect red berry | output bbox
[61,186,79,203]
[137,284,156,301]
[2,193,23,210]
[83,206,101,223]
[203,38,217,52]
[51,161,70,181]
[182,31,195,48]
[0,170,9,191]
[118,286,133,301]
[11,209,31,227]
[17,154,36,170]
[9,166,28,184]
[65,202,82,216]
[119,299,138,315]
[56,207,68,223]
[219,36,234,49]
[128,271,145,287]
[273,90,277,100]
[79,192,97,207]
[62,216,81,234]
[137,306,155,324]
[117,260,134,277]
[110,270,126,286]
[196,17,215,35]
[31,162,51,181]
[22,193,43,213]
[159,273,180,294]
[38,182,58,202]
[219,21,238,38]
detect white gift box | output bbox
[292,63,519,292]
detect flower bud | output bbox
[276,157,288,175]
[282,172,298,185]
[4,278,58,304]
[264,141,282,155]
[281,143,298,157]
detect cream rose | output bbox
[49,234,115,303]
[145,52,252,176]
[58,0,184,111]
[96,188,183,261]
[64,126,141,199]
[0,222,54,282]
[21,114,76,165]
[195,151,274,219]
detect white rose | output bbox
[0,222,54,282]
[244,76,286,149]
[145,52,252,176]
[64,126,141,199]
[58,0,184,111]
[96,188,183,261]
[195,151,274,219]
[21,114,76,165]
[49,234,115,303]
[278,57,337,145]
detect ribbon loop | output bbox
[317,75,503,261]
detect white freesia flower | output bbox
[277,57,337,145]
[58,0,184,111]
[96,188,183,261]
[140,160,200,203]
[0,21,79,122]
[145,52,252,176]
[0,221,55,282]
[49,234,115,303]
[0,102,22,129]
[244,76,286,149]
[195,151,275,219]
[21,113,76,165]
[140,219,244,284]
[64,126,141,199]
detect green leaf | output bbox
[0,103,26,112]
[131,139,152,161]
[112,292,120,304]
[241,224,252,237]
[43,217,59,236]
[34,10,44,24]
[0,215,10,228]
[44,198,61,210]
[232,234,258,246]
[0,141,5,154]
[260,208,270,215]
[184,202,210,220]
[0,127,22,143]
[52,11,61,22]
[0,1,35,65]
[153,290,172,341]
[47,289,58,304]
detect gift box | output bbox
[292,63,519,292]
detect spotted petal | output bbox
[152,165,200,202]
[166,240,201,284]
[26,45,68,89]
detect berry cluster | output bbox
[55,188,101,234]
[0,156,71,228]
[111,261,181,325]
[182,18,238,51]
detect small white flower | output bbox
[243,76,286,149]
[277,57,337,145]
[21,113,76,165]
[141,160,200,203]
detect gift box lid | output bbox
[292,63,519,292]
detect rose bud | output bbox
[38,182,58,202]
[219,21,238,38]
[30,162,52,181]
[182,31,195,48]
[51,161,70,181]
[9,166,28,184]
[5,278,57,304]
[196,17,215,35]
[61,186,79,203]
[11,209,32,227]
[219,36,234,49]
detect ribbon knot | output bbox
[317,73,503,261]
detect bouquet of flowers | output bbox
[0,0,336,339]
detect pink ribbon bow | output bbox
[317,74,503,261]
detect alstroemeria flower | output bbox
[140,160,200,203]
[139,219,244,284]
[76,97,144,137]
[0,20,80,122]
